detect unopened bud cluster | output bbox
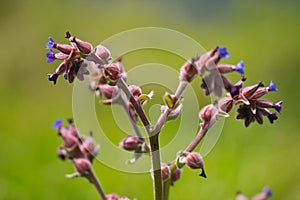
[52,119,100,179]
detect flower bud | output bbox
[236,192,248,200]
[217,61,245,75]
[199,104,218,127]
[69,36,93,55]
[59,127,79,150]
[81,137,100,161]
[99,84,118,99]
[105,63,122,83]
[194,46,218,75]
[242,81,264,99]
[54,43,73,55]
[218,97,233,113]
[120,135,138,151]
[179,60,198,82]
[95,45,112,63]
[205,47,231,70]
[170,167,182,185]
[67,124,80,138]
[161,164,171,181]
[73,158,91,176]
[252,186,272,200]
[256,100,283,113]
[129,85,142,97]
[57,149,68,160]
[106,194,119,200]
[185,152,207,178]
[119,197,130,200]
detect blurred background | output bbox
[1,0,299,199]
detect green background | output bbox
[1,0,299,199]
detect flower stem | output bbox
[88,168,107,200]
[185,122,215,152]
[117,78,163,200]
[117,95,144,139]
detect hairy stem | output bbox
[88,168,107,200]
[117,78,150,131]
[117,95,144,139]
[117,78,163,200]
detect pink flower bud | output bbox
[57,149,68,160]
[106,194,119,200]
[105,63,122,82]
[59,127,79,149]
[170,167,182,185]
[185,152,207,178]
[120,135,138,151]
[161,164,170,181]
[95,45,112,63]
[242,81,264,99]
[219,97,233,113]
[73,158,91,176]
[69,36,93,55]
[129,85,142,97]
[81,137,100,161]
[53,43,73,55]
[199,104,218,127]
[179,60,198,82]
[194,46,218,75]
[217,64,235,73]
[99,84,118,99]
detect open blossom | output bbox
[218,78,283,127]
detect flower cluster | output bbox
[187,46,283,127]
[52,119,100,177]
[45,32,94,84]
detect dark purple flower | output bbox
[46,49,56,63]
[218,47,230,59]
[52,119,63,130]
[46,37,54,49]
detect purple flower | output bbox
[52,119,63,130]
[268,80,278,92]
[218,47,230,59]
[235,60,245,75]
[46,49,56,63]
[46,37,55,49]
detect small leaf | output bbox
[163,93,177,109]
[176,155,186,169]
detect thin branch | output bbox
[88,168,107,200]
[117,78,163,200]
[117,95,144,139]
[117,78,151,131]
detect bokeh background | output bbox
[1,0,299,199]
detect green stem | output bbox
[117,78,163,200]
